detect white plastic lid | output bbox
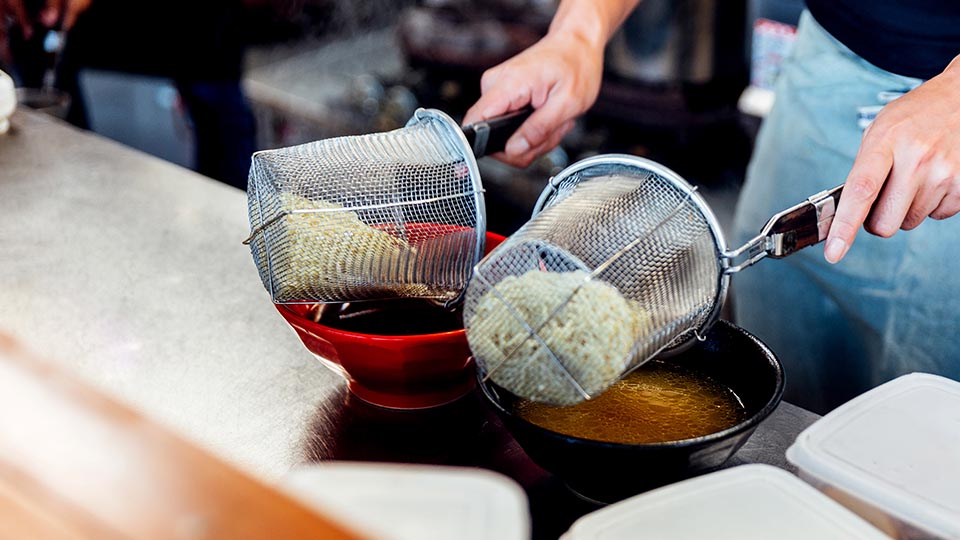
[281,462,530,540]
[561,464,890,540]
[0,70,15,134]
[786,373,960,539]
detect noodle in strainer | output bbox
[464,154,842,405]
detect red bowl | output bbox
[276,231,505,409]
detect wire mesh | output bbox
[246,109,484,304]
[464,158,723,405]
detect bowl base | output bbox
[565,484,614,506]
[563,465,724,505]
[347,378,476,410]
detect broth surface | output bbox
[513,360,746,444]
[311,299,463,335]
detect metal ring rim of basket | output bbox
[407,108,488,307]
[531,153,730,356]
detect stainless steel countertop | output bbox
[0,110,819,538]
[0,110,345,481]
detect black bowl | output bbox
[478,320,784,504]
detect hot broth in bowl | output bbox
[514,361,747,445]
[478,320,784,503]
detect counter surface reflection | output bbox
[0,110,819,540]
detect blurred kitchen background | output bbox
[2,0,805,238]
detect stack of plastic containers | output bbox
[281,462,530,540]
[787,373,960,539]
[561,464,891,539]
[0,70,14,134]
[279,373,960,540]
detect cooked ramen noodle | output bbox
[468,269,651,405]
[269,193,421,302]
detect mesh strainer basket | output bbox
[244,108,528,307]
[464,154,842,405]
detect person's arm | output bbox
[824,53,960,263]
[463,0,641,167]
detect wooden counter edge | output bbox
[0,332,363,540]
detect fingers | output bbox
[479,64,503,94]
[464,64,575,168]
[463,67,518,126]
[901,188,946,230]
[863,149,922,237]
[900,157,952,230]
[825,146,893,263]
[489,120,575,169]
[503,98,570,161]
[538,119,576,158]
[931,186,960,220]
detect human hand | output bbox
[824,55,960,263]
[463,31,604,168]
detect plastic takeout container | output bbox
[281,462,530,540]
[787,373,960,540]
[561,464,891,540]
[0,70,14,133]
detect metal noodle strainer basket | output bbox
[244,107,529,307]
[464,154,842,405]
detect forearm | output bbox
[548,0,643,51]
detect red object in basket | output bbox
[276,231,505,409]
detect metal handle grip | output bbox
[725,185,843,273]
[764,185,844,256]
[461,107,534,158]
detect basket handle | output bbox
[725,185,844,273]
[461,107,534,158]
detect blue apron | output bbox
[732,10,958,413]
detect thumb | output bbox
[464,79,526,127]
